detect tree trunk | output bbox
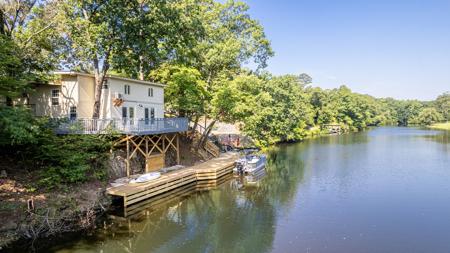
[92,50,110,118]
[139,55,144,81]
[0,10,4,35]
[191,114,200,136]
[92,74,104,118]
[197,120,216,149]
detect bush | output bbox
[36,134,113,188]
[0,107,114,189]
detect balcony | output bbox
[55,117,188,135]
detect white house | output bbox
[28,71,165,121]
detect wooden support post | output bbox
[126,135,130,177]
[176,133,180,165]
[162,134,166,155]
[145,136,149,156]
[145,136,149,172]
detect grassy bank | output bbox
[429,122,450,130]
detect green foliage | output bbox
[394,100,424,126]
[0,106,42,145]
[37,134,112,188]
[0,35,30,99]
[151,64,207,119]
[411,107,444,126]
[1,1,62,80]
[0,107,113,188]
[434,92,450,121]
[112,0,204,79]
[189,0,273,79]
[234,73,313,146]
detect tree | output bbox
[151,64,207,119]
[57,0,130,118]
[0,35,29,103]
[188,0,273,144]
[395,100,424,126]
[241,74,313,146]
[308,87,336,125]
[413,107,444,126]
[298,73,312,86]
[1,0,62,81]
[434,92,450,121]
[1,0,37,37]
[112,0,204,81]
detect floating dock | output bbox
[106,152,238,210]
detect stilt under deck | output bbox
[107,152,239,210]
[115,133,180,177]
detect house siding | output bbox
[106,78,164,120]
[27,73,165,120]
[29,76,79,118]
[77,75,95,118]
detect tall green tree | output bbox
[434,92,450,121]
[113,0,204,81]
[57,0,132,118]
[188,0,274,143]
[241,74,313,146]
[1,0,62,80]
[0,35,29,103]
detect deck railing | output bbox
[55,118,188,135]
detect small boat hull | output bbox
[130,172,161,183]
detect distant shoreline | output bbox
[428,122,450,131]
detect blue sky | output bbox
[245,0,450,100]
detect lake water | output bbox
[51,127,449,253]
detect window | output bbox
[124,85,130,95]
[144,108,149,119]
[148,88,153,97]
[122,107,127,118]
[150,107,155,119]
[144,108,149,124]
[129,107,134,118]
[51,89,60,106]
[69,106,77,120]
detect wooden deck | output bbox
[107,152,239,208]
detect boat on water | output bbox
[233,154,267,175]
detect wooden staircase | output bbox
[189,121,221,158]
[204,139,220,157]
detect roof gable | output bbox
[53,71,166,88]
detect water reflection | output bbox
[51,127,450,253]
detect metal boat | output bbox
[233,154,266,175]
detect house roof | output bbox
[53,71,166,88]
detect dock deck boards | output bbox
[107,152,238,207]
